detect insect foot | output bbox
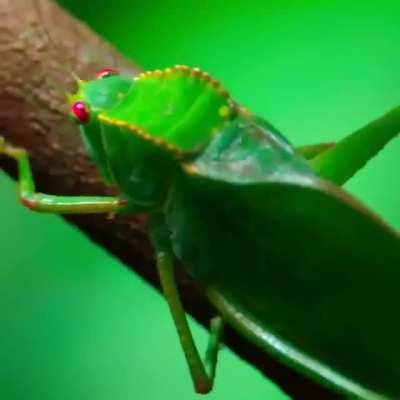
[0,138,24,159]
[0,136,5,152]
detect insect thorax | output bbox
[70,66,237,209]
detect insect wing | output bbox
[166,116,400,399]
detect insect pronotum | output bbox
[1,2,400,399]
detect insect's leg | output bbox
[0,138,126,214]
[295,142,335,160]
[149,213,224,394]
[309,106,400,185]
[204,316,224,383]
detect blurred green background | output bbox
[1,0,400,399]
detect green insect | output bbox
[1,64,399,399]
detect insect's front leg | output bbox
[0,137,127,214]
[149,212,224,394]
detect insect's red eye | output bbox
[71,101,90,124]
[96,67,119,79]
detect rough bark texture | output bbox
[0,1,340,399]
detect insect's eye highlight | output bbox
[71,101,90,124]
[96,67,119,79]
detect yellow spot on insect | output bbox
[175,65,190,72]
[117,92,125,99]
[219,105,231,118]
[182,163,199,175]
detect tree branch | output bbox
[0,1,339,398]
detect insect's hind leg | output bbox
[149,213,224,394]
[0,137,127,214]
[309,106,400,186]
[205,316,224,383]
[295,142,335,160]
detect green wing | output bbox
[166,115,400,399]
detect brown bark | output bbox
[0,1,339,398]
